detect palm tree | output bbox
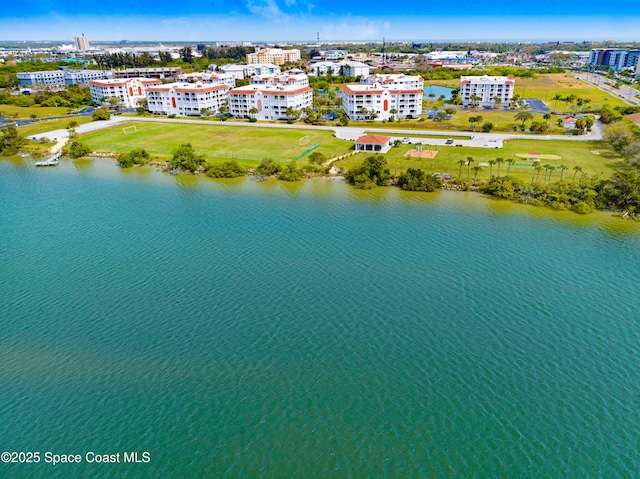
[564,94,576,114]
[493,97,502,109]
[506,158,516,176]
[488,159,496,178]
[472,165,482,183]
[535,164,543,182]
[389,108,397,121]
[467,157,474,180]
[546,165,556,183]
[531,163,538,182]
[552,93,562,113]
[496,158,504,177]
[458,159,466,180]
[249,107,259,119]
[572,165,583,182]
[558,164,568,181]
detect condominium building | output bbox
[341,81,424,121]
[89,78,161,108]
[246,48,301,66]
[74,34,90,51]
[177,72,236,87]
[249,72,308,87]
[308,61,369,77]
[340,61,370,78]
[459,75,515,107]
[146,82,231,116]
[218,63,281,79]
[17,68,114,87]
[112,67,181,80]
[308,62,342,77]
[360,74,424,89]
[588,49,640,72]
[227,83,313,121]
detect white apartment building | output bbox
[89,78,161,108]
[340,61,370,78]
[218,63,282,79]
[249,72,309,87]
[177,72,236,87]
[308,61,370,78]
[227,83,313,121]
[308,62,342,76]
[342,82,424,121]
[217,64,247,81]
[460,75,515,107]
[17,68,114,87]
[360,74,424,89]
[146,82,231,116]
[246,48,301,66]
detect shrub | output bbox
[117,148,151,167]
[278,162,303,181]
[255,158,281,176]
[205,160,246,178]
[397,168,442,191]
[67,141,92,158]
[92,108,110,121]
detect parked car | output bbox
[445,138,454,145]
[402,137,411,144]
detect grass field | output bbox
[0,104,81,119]
[353,110,569,135]
[333,139,624,183]
[425,73,628,110]
[76,122,623,182]
[79,122,354,166]
[18,117,92,137]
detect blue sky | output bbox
[1,0,639,42]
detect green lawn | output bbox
[333,139,624,183]
[0,104,82,119]
[425,73,628,110]
[79,122,354,166]
[18,117,92,137]
[352,110,570,135]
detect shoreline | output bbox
[8,152,638,225]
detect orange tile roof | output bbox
[174,84,228,93]
[229,86,312,96]
[625,112,640,124]
[355,135,391,145]
[342,85,422,95]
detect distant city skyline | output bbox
[1,0,639,42]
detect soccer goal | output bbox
[122,125,137,135]
[299,135,309,146]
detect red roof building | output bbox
[354,135,392,153]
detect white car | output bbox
[401,137,411,144]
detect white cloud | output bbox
[246,0,287,19]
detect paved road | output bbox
[31,114,604,151]
[573,73,640,106]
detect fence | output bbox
[291,143,320,161]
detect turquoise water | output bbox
[424,85,455,100]
[2,159,640,478]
